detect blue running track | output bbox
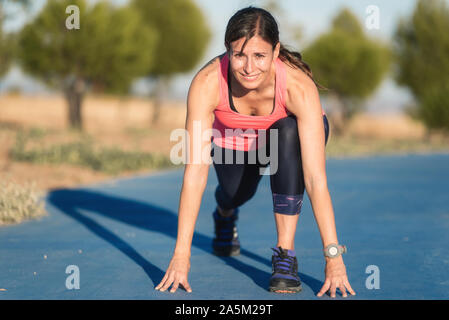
[1,153,449,300]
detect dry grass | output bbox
[0,176,47,226]
[0,94,186,193]
[325,112,449,158]
[0,93,186,132]
[345,112,426,139]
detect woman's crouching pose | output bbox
[156,6,355,297]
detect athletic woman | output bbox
[155,7,355,297]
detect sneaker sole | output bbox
[269,278,302,293]
[213,247,240,257]
[269,285,302,293]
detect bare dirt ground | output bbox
[1,93,448,193]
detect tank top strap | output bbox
[217,54,230,108]
[275,57,287,108]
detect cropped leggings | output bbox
[211,114,329,215]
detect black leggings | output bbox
[211,114,329,215]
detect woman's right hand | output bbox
[155,254,192,293]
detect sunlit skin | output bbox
[155,34,355,298]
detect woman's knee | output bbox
[324,115,330,145]
[214,179,259,210]
[269,115,298,139]
[215,185,235,210]
[270,114,330,146]
[266,115,299,153]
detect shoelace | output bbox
[272,248,298,275]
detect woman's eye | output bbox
[256,54,265,58]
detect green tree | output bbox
[0,0,31,79]
[0,17,12,78]
[263,0,303,45]
[303,8,391,135]
[17,0,158,130]
[394,0,449,133]
[132,0,211,125]
[331,7,364,39]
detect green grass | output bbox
[9,129,177,175]
[8,127,449,173]
[325,135,449,158]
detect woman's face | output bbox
[228,35,280,90]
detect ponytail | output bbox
[279,44,327,90]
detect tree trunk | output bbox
[150,76,170,126]
[423,127,433,143]
[326,93,362,136]
[64,76,87,131]
[327,92,346,136]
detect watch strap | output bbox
[324,244,347,258]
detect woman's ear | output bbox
[273,42,281,60]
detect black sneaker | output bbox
[212,207,240,256]
[269,247,302,293]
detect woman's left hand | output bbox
[317,256,356,298]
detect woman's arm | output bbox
[285,67,355,298]
[173,60,219,257]
[155,57,220,293]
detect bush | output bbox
[393,0,449,132]
[0,179,47,226]
[417,85,449,133]
[303,8,391,135]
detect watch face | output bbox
[328,246,338,256]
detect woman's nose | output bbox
[243,57,254,74]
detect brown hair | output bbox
[224,6,326,90]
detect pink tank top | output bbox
[211,54,325,151]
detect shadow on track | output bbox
[47,188,323,293]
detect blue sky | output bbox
[1,0,445,113]
[173,0,422,113]
[198,0,417,49]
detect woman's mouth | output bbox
[241,73,260,81]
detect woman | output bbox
[155,6,355,297]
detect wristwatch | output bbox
[324,243,347,258]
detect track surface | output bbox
[1,153,449,300]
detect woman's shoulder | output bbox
[281,60,318,105]
[193,53,225,83]
[188,54,225,109]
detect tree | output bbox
[394,0,449,133]
[0,18,12,78]
[303,8,391,135]
[132,0,211,125]
[263,0,303,45]
[0,0,31,79]
[17,0,158,130]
